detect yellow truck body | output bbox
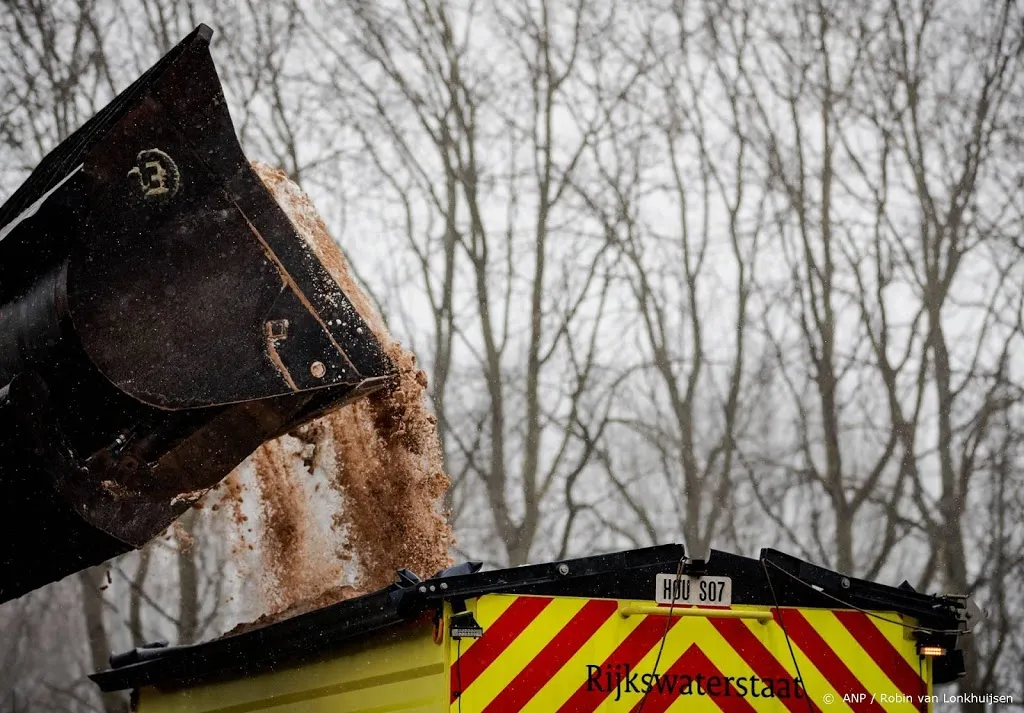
[91,546,969,713]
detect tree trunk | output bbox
[79,567,128,713]
[177,510,200,645]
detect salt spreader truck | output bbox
[90,545,975,713]
[0,25,978,713]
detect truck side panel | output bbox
[447,594,932,713]
[138,623,445,713]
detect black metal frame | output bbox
[90,544,971,693]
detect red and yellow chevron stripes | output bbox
[448,595,931,713]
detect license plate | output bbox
[655,574,732,606]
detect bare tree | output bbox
[0,0,118,189]
[877,0,1024,702]
[78,567,128,713]
[303,0,628,565]
[737,0,1024,700]
[727,0,911,575]
[575,0,773,558]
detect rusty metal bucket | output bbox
[0,25,394,603]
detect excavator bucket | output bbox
[0,25,395,603]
